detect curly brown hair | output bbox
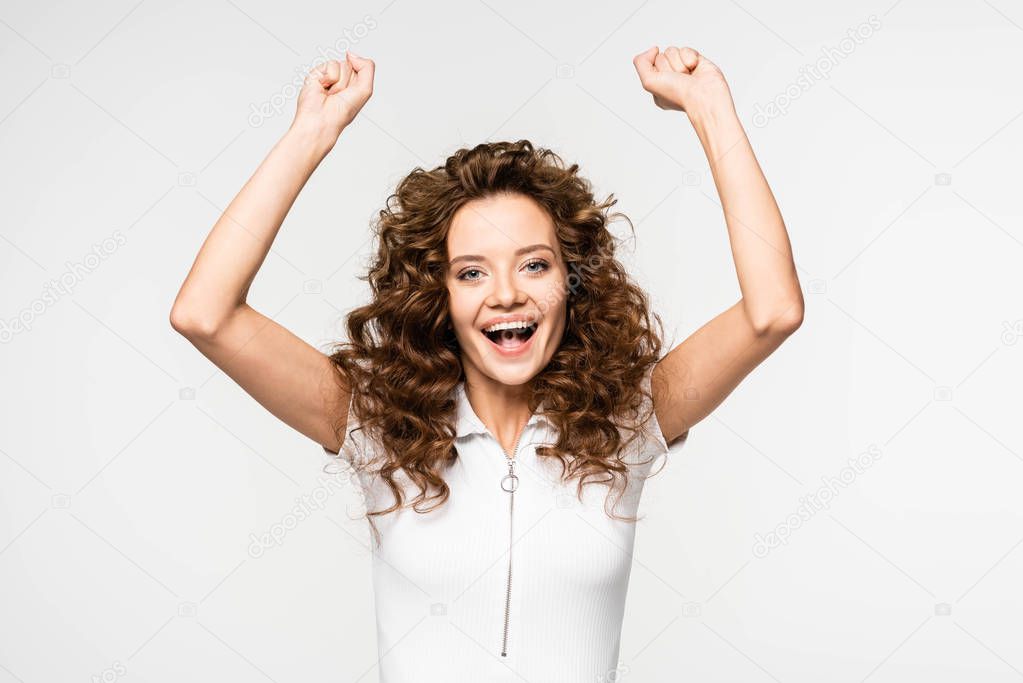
[326,139,665,545]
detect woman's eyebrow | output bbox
[448,243,555,266]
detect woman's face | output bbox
[446,193,569,388]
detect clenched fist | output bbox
[291,51,375,144]
[633,46,734,120]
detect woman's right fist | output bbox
[292,51,375,145]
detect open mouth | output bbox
[481,321,538,350]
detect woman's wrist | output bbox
[284,120,341,159]
[688,103,745,163]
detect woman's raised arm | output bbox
[169,53,375,453]
[632,46,804,445]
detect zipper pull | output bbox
[500,457,518,492]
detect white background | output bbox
[2,0,1022,681]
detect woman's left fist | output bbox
[633,46,734,119]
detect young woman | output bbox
[171,46,802,682]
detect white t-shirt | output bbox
[323,368,685,682]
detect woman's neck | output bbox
[462,368,535,457]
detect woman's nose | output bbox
[489,270,526,307]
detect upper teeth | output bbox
[483,321,536,333]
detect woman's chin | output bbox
[472,339,543,385]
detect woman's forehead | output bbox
[447,195,556,257]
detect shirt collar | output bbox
[454,381,551,439]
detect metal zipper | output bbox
[499,423,528,657]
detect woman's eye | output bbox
[457,260,548,281]
[524,259,550,274]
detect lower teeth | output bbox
[487,327,532,347]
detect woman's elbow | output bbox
[169,303,219,340]
[770,303,804,335]
[751,301,804,336]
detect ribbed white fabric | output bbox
[325,368,684,682]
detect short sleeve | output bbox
[321,391,370,470]
[622,364,688,468]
